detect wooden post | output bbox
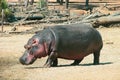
[39,0,48,9]
[24,0,29,8]
[45,0,48,9]
[85,0,89,7]
[65,0,69,9]
[1,9,4,32]
[60,0,63,5]
[30,0,34,5]
[85,0,89,10]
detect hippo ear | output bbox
[24,44,31,49]
[35,31,41,34]
[24,44,27,49]
[35,28,45,34]
[32,38,39,45]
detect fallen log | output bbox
[8,2,25,6]
[1,11,120,28]
[78,11,120,27]
[16,16,44,20]
[94,15,120,25]
[8,31,22,34]
[107,5,120,10]
[10,16,79,25]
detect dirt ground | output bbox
[0,0,120,80]
[0,27,120,80]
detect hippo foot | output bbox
[43,64,51,68]
[51,64,57,67]
[93,63,99,65]
[71,63,79,66]
[71,59,83,66]
[43,63,57,67]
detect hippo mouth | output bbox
[26,57,37,65]
[19,57,37,65]
[19,54,37,65]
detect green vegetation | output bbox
[0,0,8,9]
[0,0,15,22]
[38,0,47,9]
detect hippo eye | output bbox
[33,46,38,49]
[29,51,34,55]
[31,46,39,52]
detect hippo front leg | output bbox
[52,58,58,67]
[43,51,58,68]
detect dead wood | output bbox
[1,9,4,32]
[16,16,44,20]
[107,5,120,10]
[94,15,120,25]
[79,11,120,27]
[8,2,25,6]
[20,16,79,25]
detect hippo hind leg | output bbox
[93,50,100,65]
[71,58,84,66]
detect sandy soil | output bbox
[1,0,120,80]
[0,27,120,80]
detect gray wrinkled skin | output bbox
[20,23,103,67]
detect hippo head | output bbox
[19,35,47,65]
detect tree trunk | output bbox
[24,0,29,7]
[85,0,89,7]
[30,0,34,5]
[1,9,4,32]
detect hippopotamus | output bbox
[19,23,103,67]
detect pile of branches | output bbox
[11,10,120,27]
